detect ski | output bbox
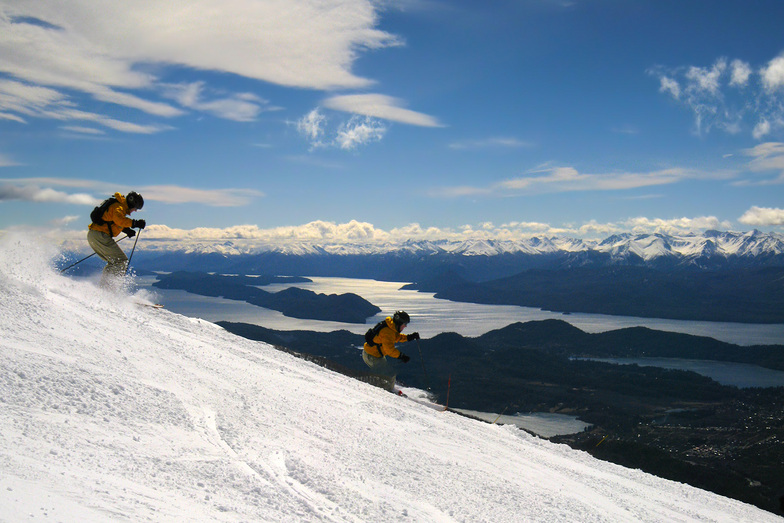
[393,384,446,411]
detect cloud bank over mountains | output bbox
[44,219,784,257]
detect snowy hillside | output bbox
[1,235,777,522]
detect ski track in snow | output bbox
[0,234,779,522]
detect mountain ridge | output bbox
[138,229,784,261]
[125,230,784,283]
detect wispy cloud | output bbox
[161,82,281,122]
[0,152,20,167]
[448,137,533,150]
[0,184,97,205]
[738,141,784,184]
[429,165,734,198]
[335,117,386,150]
[650,53,784,139]
[60,126,105,136]
[323,94,441,127]
[295,109,388,150]
[141,185,265,207]
[0,78,173,134]
[0,1,402,130]
[0,178,265,207]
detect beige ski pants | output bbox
[87,229,127,288]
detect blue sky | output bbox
[2,0,784,248]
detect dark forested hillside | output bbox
[411,266,784,323]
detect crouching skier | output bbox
[87,191,146,289]
[362,311,420,391]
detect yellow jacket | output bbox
[88,192,134,237]
[363,316,411,359]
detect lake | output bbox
[578,357,784,388]
[139,275,784,346]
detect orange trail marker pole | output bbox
[444,374,451,411]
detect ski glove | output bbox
[399,354,410,363]
[122,227,136,238]
[408,332,420,340]
[132,219,146,229]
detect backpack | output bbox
[90,196,118,226]
[364,320,387,347]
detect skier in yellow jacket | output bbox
[87,191,146,288]
[363,311,420,384]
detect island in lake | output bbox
[153,271,380,323]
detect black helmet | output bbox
[126,191,144,210]
[392,310,410,327]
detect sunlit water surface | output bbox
[140,275,784,346]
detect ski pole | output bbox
[60,235,130,273]
[416,339,431,391]
[125,229,141,275]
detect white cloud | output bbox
[296,109,328,146]
[578,220,623,237]
[730,59,752,87]
[623,216,731,235]
[752,120,771,140]
[323,94,441,127]
[295,109,387,151]
[741,141,784,184]
[143,220,391,244]
[0,1,402,128]
[162,82,280,122]
[652,54,784,138]
[114,215,754,253]
[0,111,26,123]
[0,184,98,205]
[0,178,265,207]
[761,53,784,91]
[0,78,172,134]
[61,126,105,135]
[738,206,784,226]
[335,116,386,150]
[136,185,265,207]
[658,76,680,99]
[51,215,80,227]
[685,59,726,95]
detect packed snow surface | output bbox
[0,235,776,522]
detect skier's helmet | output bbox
[126,191,144,210]
[392,310,410,328]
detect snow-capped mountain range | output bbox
[144,230,784,262]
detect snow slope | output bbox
[0,235,776,522]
